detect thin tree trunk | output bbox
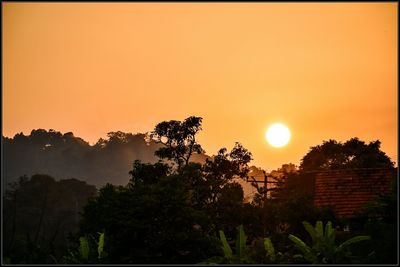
[6,190,18,254]
[34,186,48,245]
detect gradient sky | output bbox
[3,3,398,171]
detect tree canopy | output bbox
[3,129,207,187]
[79,116,255,263]
[151,116,205,168]
[299,138,394,172]
[3,174,97,263]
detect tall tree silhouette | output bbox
[151,116,204,169]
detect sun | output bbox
[265,123,291,148]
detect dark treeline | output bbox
[3,129,208,188]
[3,175,97,262]
[2,116,397,264]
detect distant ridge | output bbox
[2,129,209,188]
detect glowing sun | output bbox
[265,123,291,148]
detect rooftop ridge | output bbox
[300,167,398,174]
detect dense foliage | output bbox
[79,132,254,263]
[300,138,395,171]
[288,221,371,263]
[2,117,397,264]
[3,175,97,263]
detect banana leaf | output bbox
[219,230,232,259]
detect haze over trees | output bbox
[4,128,394,192]
[2,129,208,188]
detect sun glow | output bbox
[266,123,291,148]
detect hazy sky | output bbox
[3,3,398,171]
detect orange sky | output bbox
[3,3,398,171]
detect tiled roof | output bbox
[313,168,397,218]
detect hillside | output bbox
[3,129,209,188]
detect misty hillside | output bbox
[2,129,208,188]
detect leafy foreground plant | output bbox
[63,232,106,263]
[288,221,371,263]
[217,225,252,263]
[204,225,279,264]
[263,237,276,262]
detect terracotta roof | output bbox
[313,168,397,218]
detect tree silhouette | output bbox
[151,116,204,169]
[299,138,394,171]
[78,117,257,263]
[2,129,177,187]
[3,174,97,263]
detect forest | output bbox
[2,116,397,264]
